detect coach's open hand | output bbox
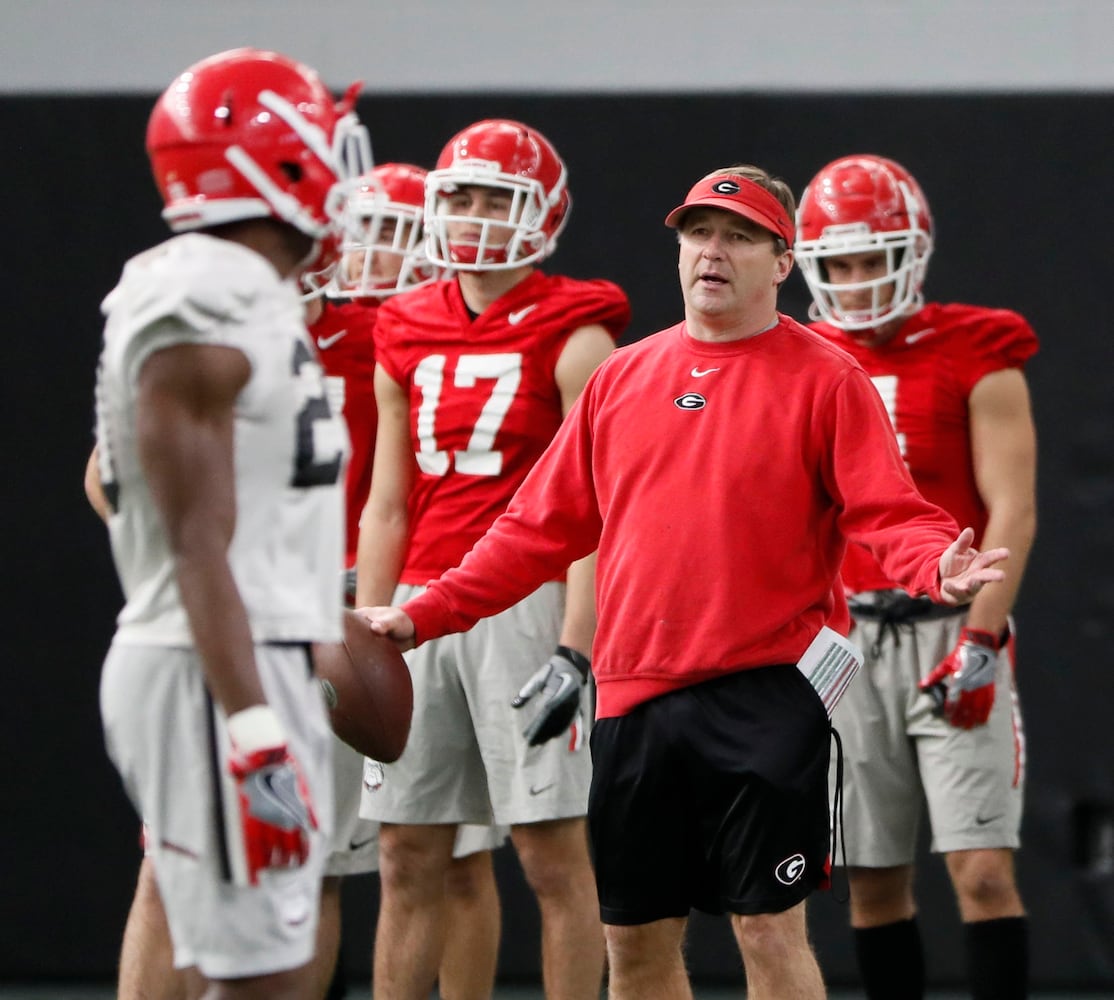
[937,527,1009,605]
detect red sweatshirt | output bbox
[404,315,960,719]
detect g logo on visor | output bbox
[712,180,741,195]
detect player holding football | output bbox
[355,119,630,999]
[358,163,1010,1000]
[795,154,1037,1000]
[92,47,368,999]
[89,163,508,1000]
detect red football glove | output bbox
[227,706,318,885]
[919,626,1003,729]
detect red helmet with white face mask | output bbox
[331,163,441,298]
[146,47,371,275]
[796,154,934,331]
[424,119,570,271]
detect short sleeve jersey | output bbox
[94,233,349,645]
[311,298,379,567]
[374,270,630,582]
[809,302,1038,593]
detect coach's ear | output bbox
[774,248,795,286]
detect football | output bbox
[313,609,413,762]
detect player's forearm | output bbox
[965,365,1037,630]
[355,510,409,608]
[558,551,598,656]
[964,501,1036,633]
[174,548,265,715]
[141,394,263,713]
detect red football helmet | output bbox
[146,48,371,270]
[424,119,570,270]
[796,155,934,331]
[331,163,442,298]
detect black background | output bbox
[3,91,1111,989]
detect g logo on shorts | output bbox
[363,758,385,792]
[774,853,806,885]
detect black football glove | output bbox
[511,645,590,746]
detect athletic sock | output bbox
[854,918,926,1000]
[965,915,1029,1000]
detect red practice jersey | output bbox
[403,315,962,718]
[374,270,630,584]
[810,302,1038,594]
[310,298,379,567]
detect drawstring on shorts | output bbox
[847,590,965,658]
[829,724,849,904]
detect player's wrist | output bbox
[555,644,591,680]
[960,625,1006,650]
[227,704,286,754]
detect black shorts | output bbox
[588,663,831,925]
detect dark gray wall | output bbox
[4,91,1111,989]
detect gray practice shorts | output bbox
[100,642,333,979]
[360,582,592,827]
[329,737,509,874]
[326,735,380,876]
[831,608,1025,867]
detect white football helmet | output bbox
[331,163,442,298]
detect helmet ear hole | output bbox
[550,201,570,237]
[216,91,235,126]
[146,47,369,260]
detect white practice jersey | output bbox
[94,233,348,646]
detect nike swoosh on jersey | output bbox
[691,366,720,377]
[529,782,556,796]
[508,305,538,325]
[905,328,936,344]
[316,329,349,350]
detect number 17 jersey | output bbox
[374,270,630,583]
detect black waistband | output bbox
[847,591,964,623]
[265,640,315,677]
